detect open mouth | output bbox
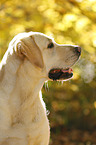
[48,68,73,81]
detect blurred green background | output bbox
[0,0,96,144]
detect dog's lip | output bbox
[48,68,73,81]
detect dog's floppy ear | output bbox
[16,35,44,68]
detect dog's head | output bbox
[11,32,81,81]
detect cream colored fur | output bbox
[0,32,80,145]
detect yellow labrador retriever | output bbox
[0,32,81,145]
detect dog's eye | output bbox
[47,42,54,49]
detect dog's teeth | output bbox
[68,68,73,73]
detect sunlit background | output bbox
[0,0,96,144]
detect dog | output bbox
[0,32,81,145]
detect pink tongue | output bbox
[62,68,73,73]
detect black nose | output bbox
[75,46,81,56]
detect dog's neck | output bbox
[0,52,47,124]
[17,58,47,101]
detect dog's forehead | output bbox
[11,32,53,43]
[30,32,53,41]
[28,32,54,49]
[9,32,54,51]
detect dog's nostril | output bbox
[75,46,81,55]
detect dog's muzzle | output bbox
[48,46,81,81]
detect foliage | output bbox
[0,0,96,143]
